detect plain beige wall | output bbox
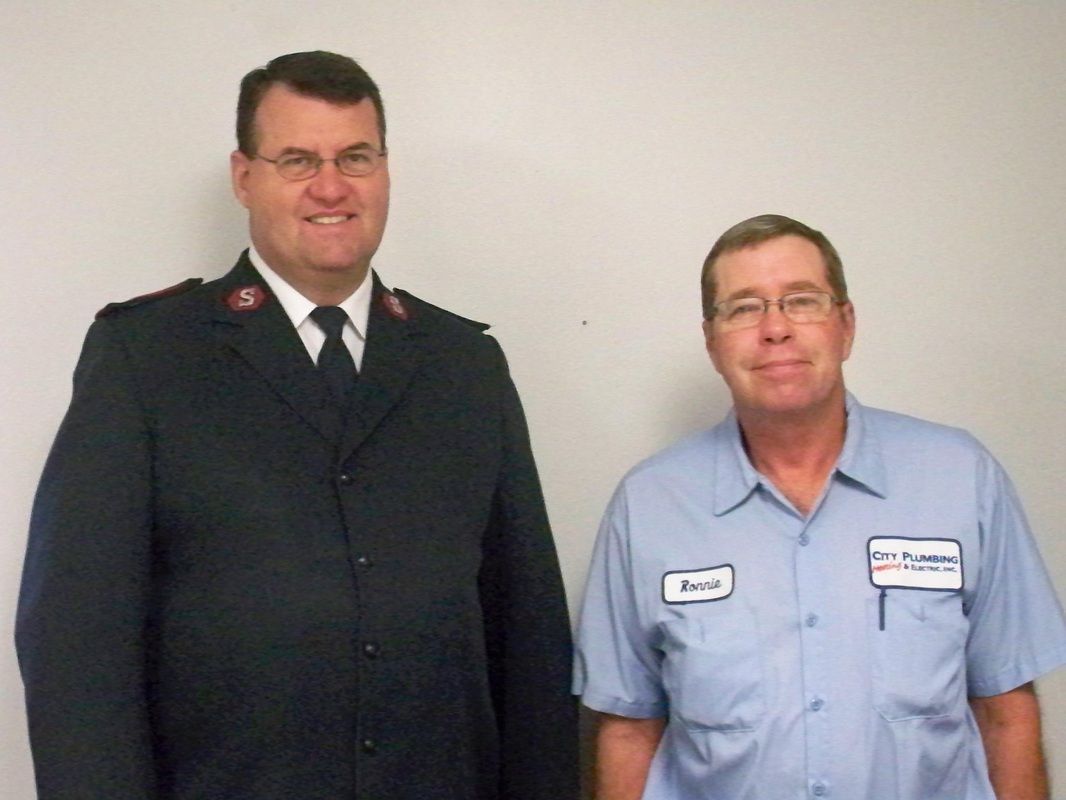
[3,2,1064,797]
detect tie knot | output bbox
[310,306,349,340]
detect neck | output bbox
[736,395,848,515]
[300,283,362,307]
[268,265,369,308]
[248,244,372,307]
[292,266,370,307]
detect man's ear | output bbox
[230,150,253,209]
[702,318,723,375]
[840,301,856,362]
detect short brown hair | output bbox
[236,50,386,156]
[700,214,848,319]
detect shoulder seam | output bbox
[96,278,204,319]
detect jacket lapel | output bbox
[339,274,425,461]
[208,254,341,443]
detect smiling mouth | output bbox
[306,214,353,225]
[756,360,808,372]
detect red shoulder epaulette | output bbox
[96,278,203,319]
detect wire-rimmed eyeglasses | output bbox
[711,291,845,330]
[252,147,388,181]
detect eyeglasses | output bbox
[711,291,844,330]
[252,148,388,181]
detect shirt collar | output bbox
[712,391,887,516]
[712,409,762,515]
[248,245,372,339]
[835,392,888,498]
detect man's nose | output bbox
[758,301,794,342]
[306,160,353,204]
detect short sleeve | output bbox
[573,483,668,718]
[964,450,1066,696]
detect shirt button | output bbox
[805,613,819,627]
[798,533,810,546]
[809,697,824,711]
[355,555,373,568]
[338,472,354,485]
[362,642,380,658]
[811,782,827,796]
[361,738,377,754]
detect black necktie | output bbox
[310,306,357,406]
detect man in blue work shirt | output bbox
[573,213,1066,800]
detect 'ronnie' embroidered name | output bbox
[662,564,734,604]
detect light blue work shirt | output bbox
[574,394,1066,800]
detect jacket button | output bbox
[355,555,373,568]
[363,642,380,658]
[338,472,354,485]
[361,738,377,754]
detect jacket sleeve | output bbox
[16,318,157,799]
[477,340,579,799]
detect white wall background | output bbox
[3,2,1064,796]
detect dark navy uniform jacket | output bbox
[17,253,577,799]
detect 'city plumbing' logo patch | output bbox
[867,537,963,591]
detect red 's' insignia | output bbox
[382,292,408,320]
[225,285,269,311]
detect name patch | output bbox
[662,564,734,604]
[868,537,963,591]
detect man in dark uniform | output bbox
[17,51,577,800]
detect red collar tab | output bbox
[381,292,409,320]
[224,285,270,312]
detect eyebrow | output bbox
[275,143,379,156]
[723,280,824,302]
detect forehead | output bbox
[253,84,381,149]
[713,235,829,297]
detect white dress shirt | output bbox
[249,245,371,370]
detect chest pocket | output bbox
[659,604,764,732]
[866,592,968,721]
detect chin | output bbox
[309,258,365,274]
[762,388,842,417]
